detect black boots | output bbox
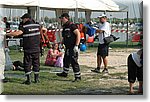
[34,74,40,83]
[23,74,39,85]
[72,77,81,82]
[22,74,31,85]
[56,72,81,82]
[56,72,68,77]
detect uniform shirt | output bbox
[62,21,77,48]
[19,20,40,53]
[98,22,111,44]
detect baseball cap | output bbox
[21,13,31,19]
[59,13,69,19]
[97,14,107,18]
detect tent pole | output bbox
[126,11,129,48]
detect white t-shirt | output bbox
[98,22,111,44]
[131,51,142,67]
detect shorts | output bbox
[97,44,109,57]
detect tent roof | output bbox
[0,0,126,11]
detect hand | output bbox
[5,48,10,52]
[73,45,79,53]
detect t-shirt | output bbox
[98,22,111,44]
[131,49,143,67]
[62,21,78,48]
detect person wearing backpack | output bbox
[56,13,81,82]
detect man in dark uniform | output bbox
[56,13,81,82]
[6,13,41,85]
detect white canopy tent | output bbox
[0,0,131,47]
[1,0,120,10]
[0,0,123,22]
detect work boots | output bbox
[56,72,68,77]
[22,73,40,85]
[22,74,31,85]
[72,77,81,82]
[34,74,40,83]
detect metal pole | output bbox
[126,11,129,48]
[75,0,78,23]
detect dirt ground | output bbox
[77,48,141,95]
[79,48,138,71]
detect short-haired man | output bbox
[56,13,81,82]
[7,13,41,85]
[91,14,111,74]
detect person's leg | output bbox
[97,55,102,69]
[101,44,109,73]
[138,81,143,93]
[101,56,109,73]
[102,56,108,69]
[137,66,143,93]
[23,52,32,85]
[129,82,134,94]
[128,54,136,93]
[70,50,81,82]
[32,52,40,83]
[91,44,101,73]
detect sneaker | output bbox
[102,68,109,74]
[91,68,100,73]
[72,77,81,82]
[56,72,67,77]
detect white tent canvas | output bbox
[1,0,120,11]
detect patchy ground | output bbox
[77,48,141,95]
[2,48,142,95]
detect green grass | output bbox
[2,47,138,95]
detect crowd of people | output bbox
[0,13,143,94]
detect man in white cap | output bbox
[91,14,111,74]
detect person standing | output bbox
[91,14,111,73]
[6,13,41,85]
[56,13,81,82]
[0,19,8,84]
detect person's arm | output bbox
[4,35,8,48]
[40,29,45,43]
[6,30,23,37]
[73,29,80,46]
[96,29,104,34]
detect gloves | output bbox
[73,45,79,53]
[5,48,10,52]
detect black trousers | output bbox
[63,48,81,78]
[24,52,40,75]
[128,54,143,83]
